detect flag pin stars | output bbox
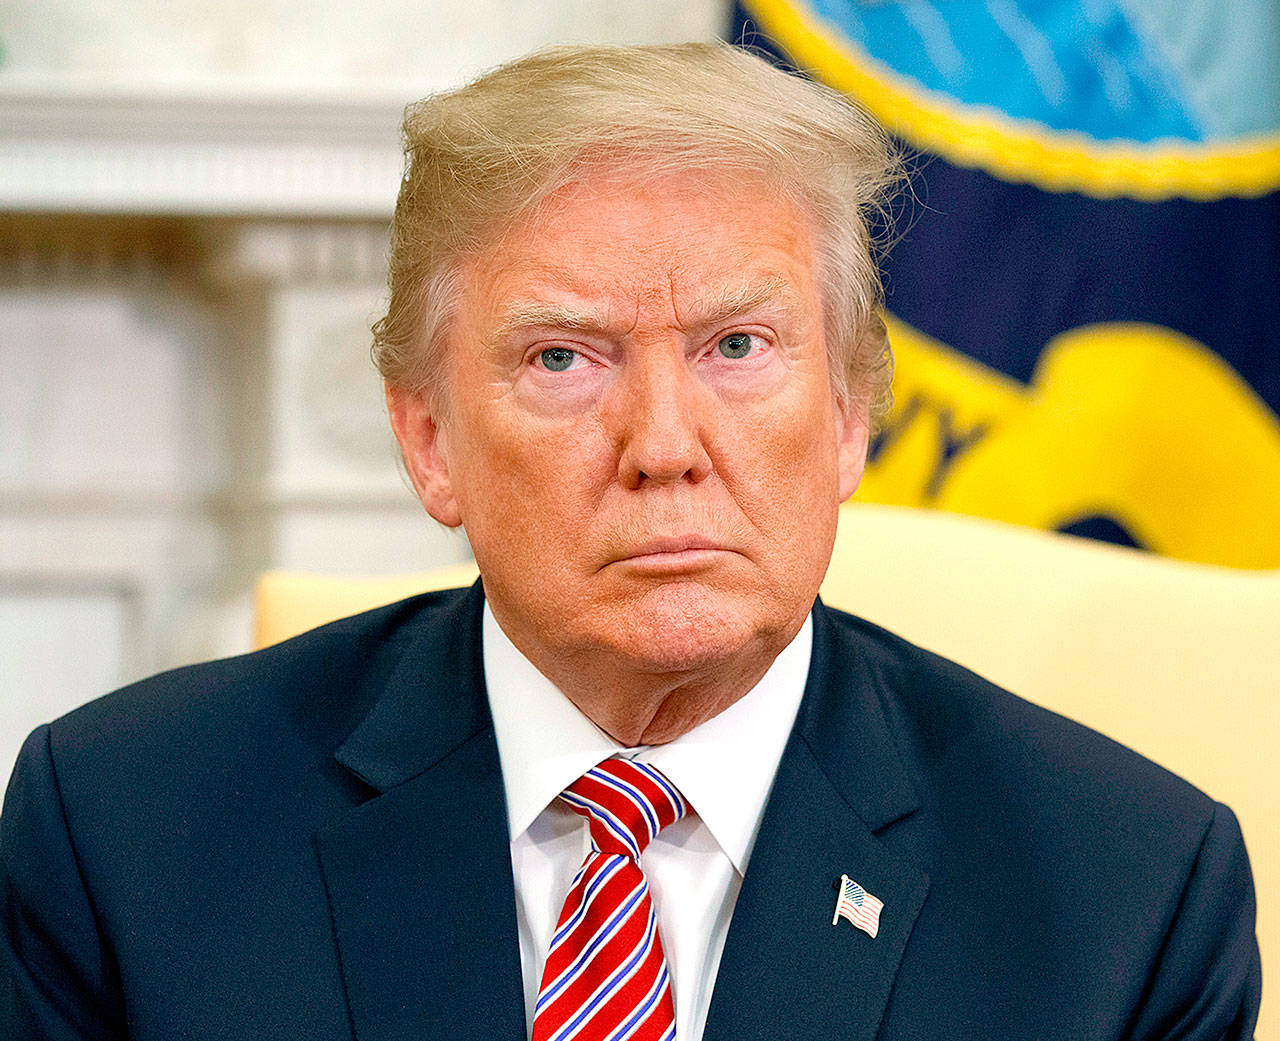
[832,874,884,938]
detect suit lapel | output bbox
[703,602,931,1041]
[312,589,931,1041]
[315,583,527,1041]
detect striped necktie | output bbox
[532,757,689,1041]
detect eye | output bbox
[538,347,579,372]
[716,333,757,359]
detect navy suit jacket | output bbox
[1,584,1261,1039]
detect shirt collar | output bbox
[484,603,811,876]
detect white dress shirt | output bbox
[483,604,811,1041]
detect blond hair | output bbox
[372,42,899,422]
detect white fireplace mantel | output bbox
[0,82,405,218]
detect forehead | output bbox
[463,168,822,328]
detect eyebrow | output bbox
[491,274,799,341]
[683,275,795,329]
[494,301,616,338]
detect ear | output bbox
[835,395,872,503]
[385,383,463,528]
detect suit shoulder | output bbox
[816,603,1218,832]
[42,585,477,781]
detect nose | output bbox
[610,349,714,490]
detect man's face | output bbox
[390,168,869,698]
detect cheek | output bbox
[736,391,839,487]
[453,413,611,527]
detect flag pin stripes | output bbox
[832,874,884,938]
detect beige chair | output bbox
[255,503,1278,1033]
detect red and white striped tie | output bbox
[532,757,688,1041]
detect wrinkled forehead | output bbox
[462,165,824,329]
[511,156,808,245]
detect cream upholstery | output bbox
[254,503,1278,1030]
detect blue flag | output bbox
[733,0,1280,567]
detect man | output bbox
[1,43,1261,1041]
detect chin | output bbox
[611,581,782,674]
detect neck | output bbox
[585,668,771,746]
[512,628,795,746]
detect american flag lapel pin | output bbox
[832,873,884,938]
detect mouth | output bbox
[611,536,736,574]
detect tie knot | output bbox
[560,758,688,858]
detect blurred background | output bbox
[2,0,1277,779]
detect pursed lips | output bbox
[610,535,738,572]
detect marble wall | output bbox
[0,0,733,777]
